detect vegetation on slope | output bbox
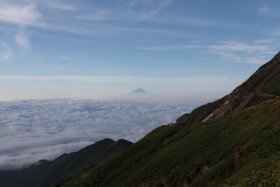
[60,98,280,187]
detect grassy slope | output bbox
[61,98,280,187]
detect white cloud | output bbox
[0,2,42,26]
[0,2,42,58]
[0,99,195,169]
[15,30,30,49]
[0,42,13,61]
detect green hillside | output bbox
[0,139,132,187]
[59,53,280,187]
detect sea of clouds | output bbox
[0,99,201,170]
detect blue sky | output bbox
[0,0,280,100]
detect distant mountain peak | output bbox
[130,88,148,94]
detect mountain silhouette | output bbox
[130,88,149,94]
[0,139,132,187]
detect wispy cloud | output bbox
[60,56,72,61]
[15,29,30,49]
[209,41,274,54]
[76,10,109,21]
[0,2,42,27]
[257,5,280,18]
[46,2,76,11]
[141,44,202,51]
[209,41,276,64]
[142,40,278,64]
[0,0,242,43]
[258,6,271,14]
[142,41,275,54]
[128,0,174,21]
[76,0,174,23]
[0,42,13,61]
[0,2,43,60]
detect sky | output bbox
[0,0,280,100]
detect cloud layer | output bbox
[0,99,195,170]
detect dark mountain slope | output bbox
[177,52,280,124]
[0,138,132,187]
[60,97,280,187]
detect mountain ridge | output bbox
[176,52,280,124]
[0,138,132,187]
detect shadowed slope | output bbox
[0,139,132,187]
